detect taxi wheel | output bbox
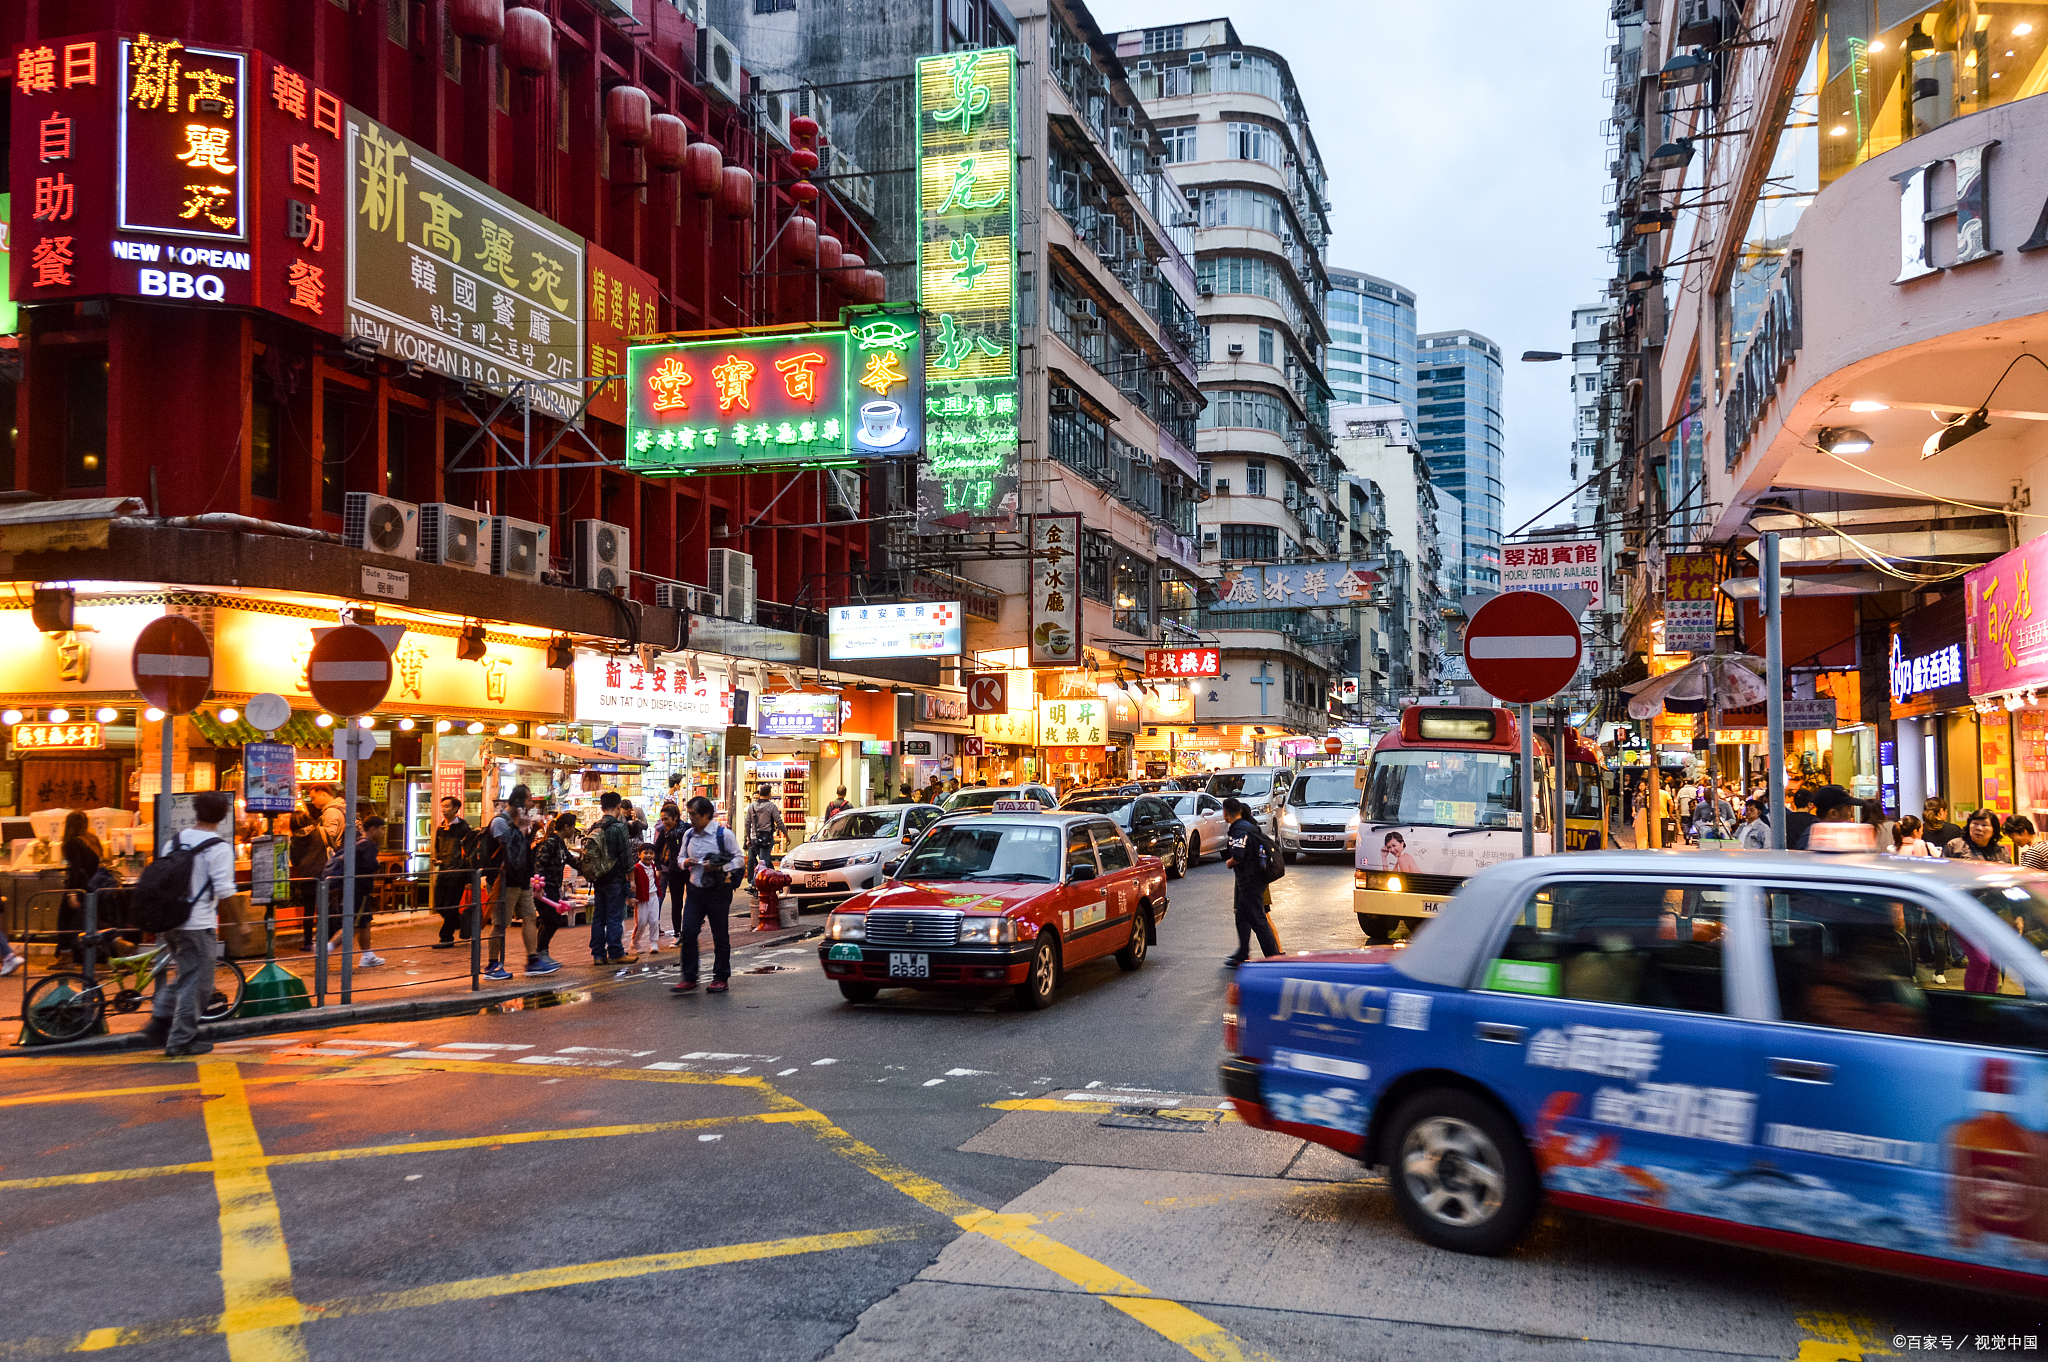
[1385,1089,1536,1256]
[1013,935,1060,1010]
[838,982,880,1003]
[1116,908,1150,970]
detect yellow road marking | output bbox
[0,1161,216,1192]
[1793,1312,1897,1361]
[1105,1297,1283,1362]
[0,1076,308,1107]
[197,1060,309,1362]
[988,1097,1240,1122]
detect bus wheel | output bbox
[1357,914,1395,943]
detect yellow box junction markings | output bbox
[0,1052,1284,1362]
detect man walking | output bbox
[652,802,685,943]
[584,791,635,967]
[672,796,741,995]
[1220,797,1281,968]
[482,784,556,980]
[140,790,236,1056]
[430,795,473,948]
[741,783,786,891]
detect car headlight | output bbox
[826,913,866,941]
[1345,811,1361,831]
[1357,871,1406,894]
[847,851,880,865]
[956,916,1020,944]
[1280,809,1300,831]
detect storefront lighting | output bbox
[436,720,453,733]
[315,714,334,728]
[357,716,375,729]
[45,707,75,724]
[1644,139,1694,173]
[857,682,883,693]
[467,721,486,735]
[2007,693,2027,712]
[95,707,118,723]
[456,623,489,662]
[0,711,20,726]
[545,636,574,670]
[1924,406,1991,458]
[397,717,416,731]
[1817,427,1874,454]
[216,707,239,723]
[498,722,518,735]
[2019,23,2035,36]
[144,707,165,723]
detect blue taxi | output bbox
[1222,849,2048,1295]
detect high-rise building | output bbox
[1334,409,1441,706]
[1324,268,1417,422]
[1416,330,1505,598]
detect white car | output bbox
[1277,765,1362,861]
[781,804,946,911]
[1163,791,1228,865]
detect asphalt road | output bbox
[2,854,2044,1361]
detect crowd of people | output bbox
[1643,773,2048,866]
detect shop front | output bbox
[569,649,735,820]
[1965,539,2048,827]
[1890,592,1975,817]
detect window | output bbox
[62,356,108,488]
[1066,824,1098,875]
[1161,125,1197,163]
[1258,328,1275,365]
[1197,186,1288,236]
[321,392,351,513]
[1244,460,1267,497]
[1093,824,1134,871]
[1199,389,1290,435]
[1493,880,1731,1015]
[755,0,796,10]
[1220,523,1279,561]
[1228,121,1279,166]
[1142,25,1184,53]
[1197,460,1212,491]
[1081,529,1113,602]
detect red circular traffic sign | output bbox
[1324,736,1343,755]
[307,625,394,717]
[1464,591,1584,704]
[132,615,214,715]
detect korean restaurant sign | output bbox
[584,242,659,426]
[625,329,854,472]
[253,56,346,335]
[1500,539,1603,607]
[1967,537,2048,698]
[343,108,585,419]
[915,47,1020,533]
[1213,562,1384,611]
[1662,552,1719,653]
[571,651,731,728]
[1030,513,1081,667]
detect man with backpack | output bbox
[430,795,475,949]
[1220,796,1282,969]
[582,790,635,967]
[138,790,236,1056]
[672,795,742,994]
[741,783,786,893]
[482,785,556,980]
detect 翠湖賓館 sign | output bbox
[572,651,732,729]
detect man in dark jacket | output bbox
[1783,785,1819,852]
[1922,797,1965,851]
[1220,797,1281,968]
[482,785,555,980]
[325,814,387,969]
[430,795,473,948]
[586,791,635,967]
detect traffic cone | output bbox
[240,960,311,1016]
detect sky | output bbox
[1095,0,1617,537]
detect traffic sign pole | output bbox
[1521,704,1535,859]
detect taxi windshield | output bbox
[897,823,1059,882]
[1291,772,1359,807]
[818,810,901,841]
[1209,772,1273,798]
[1062,798,1133,826]
[1365,750,1519,827]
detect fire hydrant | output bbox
[754,866,796,929]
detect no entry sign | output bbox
[132,615,214,715]
[1464,591,1583,704]
[307,625,394,717]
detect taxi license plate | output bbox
[888,953,929,979]
[805,875,829,890]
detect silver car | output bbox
[1277,765,1363,861]
[1163,791,1228,865]
[782,804,946,910]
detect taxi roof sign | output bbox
[991,799,1042,812]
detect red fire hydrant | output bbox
[754,866,795,929]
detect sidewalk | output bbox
[6,892,818,1053]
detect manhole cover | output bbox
[1099,1104,1220,1133]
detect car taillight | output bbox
[1223,981,1241,1055]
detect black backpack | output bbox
[489,817,533,878]
[130,837,224,933]
[1259,829,1286,883]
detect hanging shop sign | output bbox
[1967,536,2048,698]
[584,242,659,426]
[1500,539,1603,607]
[571,651,732,729]
[827,600,960,660]
[1723,253,1801,467]
[977,707,1037,746]
[253,54,346,336]
[1029,513,1081,667]
[343,107,585,419]
[1662,552,1719,653]
[683,616,805,663]
[1037,697,1106,748]
[1889,633,1963,705]
[626,328,854,472]
[1144,647,1220,679]
[914,46,1020,533]
[10,721,104,754]
[917,691,969,724]
[1213,561,1384,611]
[757,692,841,737]
[296,757,342,784]
[1043,745,1105,764]
[847,308,925,456]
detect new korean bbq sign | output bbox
[1463,591,1584,704]
[626,330,853,474]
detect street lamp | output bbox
[1816,427,1875,454]
[1924,406,1990,458]
[1645,139,1695,173]
[1521,349,1637,362]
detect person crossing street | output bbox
[1220,797,1282,968]
[742,784,787,892]
[672,796,741,995]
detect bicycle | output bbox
[21,931,246,1045]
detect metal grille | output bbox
[789,856,850,872]
[863,911,961,949]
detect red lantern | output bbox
[501,5,553,74]
[862,270,888,304]
[789,180,820,206]
[686,141,723,198]
[646,113,688,172]
[817,235,844,279]
[789,114,820,142]
[783,214,819,265]
[788,148,820,174]
[450,0,505,44]
[840,252,866,272]
[605,85,652,146]
[718,165,756,219]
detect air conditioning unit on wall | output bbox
[343,492,419,559]
[490,515,550,583]
[759,87,793,149]
[708,547,756,622]
[574,519,632,592]
[418,503,486,572]
[697,25,743,106]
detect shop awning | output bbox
[502,736,651,766]
[0,497,147,553]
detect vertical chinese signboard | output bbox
[253,55,345,336]
[915,47,1019,533]
[344,108,585,419]
[625,330,854,472]
[1662,552,1718,653]
[1030,512,1081,668]
[585,242,659,425]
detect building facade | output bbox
[1416,329,1504,598]
[1325,266,1418,422]
[1334,409,1442,708]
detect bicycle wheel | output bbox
[22,973,106,1044]
[199,957,246,1023]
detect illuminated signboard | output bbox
[585,242,659,425]
[914,47,1019,532]
[11,721,104,753]
[1144,648,1221,679]
[117,35,246,243]
[344,108,585,420]
[846,308,925,455]
[296,758,341,785]
[828,601,961,660]
[1036,698,1106,747]
[625,329,854,473]
[757,692,842,737]
[253,54,345,337]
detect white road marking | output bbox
[394,1051,486,1060]
[811,1058,839,1066]
[434,1042,534,1051]
[405,1174,423,1181]
[1084,1080,1104,1089]
[642,1062,694,1071]
[698,1134,722,1142]
[777,1068,799,1076]
[923,1079,946,1087]
[557,1047,658,1056]
[682,1051,780,1061]
[944,1068,991,1077]
[517,1055,620,1067]
[721,1066,752,1074]
[1062,1091,1179,1107]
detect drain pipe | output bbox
[117,514,342,545]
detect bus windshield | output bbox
[1565,763,1604,819]
[1364,750,1522,828]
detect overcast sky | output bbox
[1097,1,1617,537]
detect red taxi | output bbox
[818,807,1170,1009]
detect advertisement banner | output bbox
[584,242,659,426]
[243,740,297,812]
[1967,537,2048,698]
[1662,552,1719,653]
[253,54,346,335]
[1501,539,1602,607]
[757,692,841,737]
[1214,561,1383,611]
[1145,647,1220,679]
[572,652,731,729]
[1030,513,1081,667]
[343,108,585,419]
[1037,697,1106,747]
[626,329,854,473]
[827,600,960,660]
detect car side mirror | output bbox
[1067,863,1096,883]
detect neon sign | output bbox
[1889,632,1962,704]
[625,329,854,473]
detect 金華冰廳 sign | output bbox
[626,330,854,473]
[1213,562,1383,611]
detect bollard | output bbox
[314,877,330,1008]
[469,869,484,989]
[81,889,98,986]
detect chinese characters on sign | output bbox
[915,47,1020,532]
[1966,537,2048,698]
[1661,552,1719,653]
[1212,561,1384,611]
[344,108,585,419]
[1036,698,1106,748]
[9,721,104,754]
[1500,539,1602,607]
[847,309,925,455]
[756,692,842,737]
[584,242,659,425]
[1143,648,1221,679]
[254,54,343,334]
[571,651,732,729]
[242,741,297,812]
[626,330,854,473]
[1030,513,1081,667]
[119,36,247,244]
[827,601,962,660]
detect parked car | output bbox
[1222,849,2048,1294]
[1162,790,1228,866]
[1277,766,1362,861]
[1060,792,1188,877]
[780,803,946,911]
[818,809,1170,1009]
[942,784,1059,813]
[1205,766,1293,839]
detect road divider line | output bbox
[989,1098,1242,1123]
[197,1059,310,1362]
[1103,1297,1284,1362]
[0,1075,311,1107]
[0,1160,216,1191]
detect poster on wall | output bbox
[243,740,297,813]
[1029,513,1081,667]
[757,692,841,737]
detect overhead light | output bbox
[1817,427,1874,454]
[356,715,374,728]
[546,636,574,670]
[436,719,453,733]
[1253,726,1267,735]
[315,713,335,728]
[145,707,165,722]
[857,682,883,693]
[456,622,488,662]
[1923,406,1991,458]
[2008,693,2027,712]
[1658,53,1711,89]
[217,707,239,723]
[467,720,485,735]
[30,586,75,634]
[1830,125,1848,137]
[95,707,118,723]
[2019,23,2035,36]
[499,722,518,735]
[1521,351,1565,362]
[1644,139,1694,173]
[890,685,913,695]
[46,708,70,723]
[1849,400,1889,412]
[0,710,20,725]
[535,725,551,737]
[343,336,380,360]
[398,717,416,731]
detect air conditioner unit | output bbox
[1201,531,1218,545]
[1148,154,1165,170]
[707,547,756,622]
[823,467,860,516]
[796,88,832,136]
[574,518,632,592]
[418,503,486,572]
[1281,233,1295,250]
[1076,314,1103,334]
[1227,342,1244,356]
[841,172,877,217]
[666,0,707,23]
[1186,50,1206,66]
[759,87,793,149]
[1176,400,1199,417]
[343,492,419,559]
[1197,282,1215,297]
[490,515,551,583]
[1215,479,1230,495]
[696,24,743,106]
[655,582,712,613]
[1135,58,1154,73]
[1229,50,1245,66]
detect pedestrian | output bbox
[286,805,327,950]
[622,799,649,843]
[1783,785,1818,851]
[305,783,348,857]
[1220,796,1281,967]
[139,789,236,1056]
[2009,815,2048,870]
[58,809,108,963]
[430,795,474,948]
[1736,799,1770,849]
[652,803,684,943]
[672,795,741,995]
[629,845,661,958]
[742,782,786,890]
[823,786,852,822]
[1922,797,1966,849]
[583,791,635,967]
[532,812,579,962]
[323,814,387,968]
[482,784,555,979]
[1690,785,1734,842]
[1893,814,1934,857]
[1947,808,2011,864]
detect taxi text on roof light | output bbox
[990,798,1041,812]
